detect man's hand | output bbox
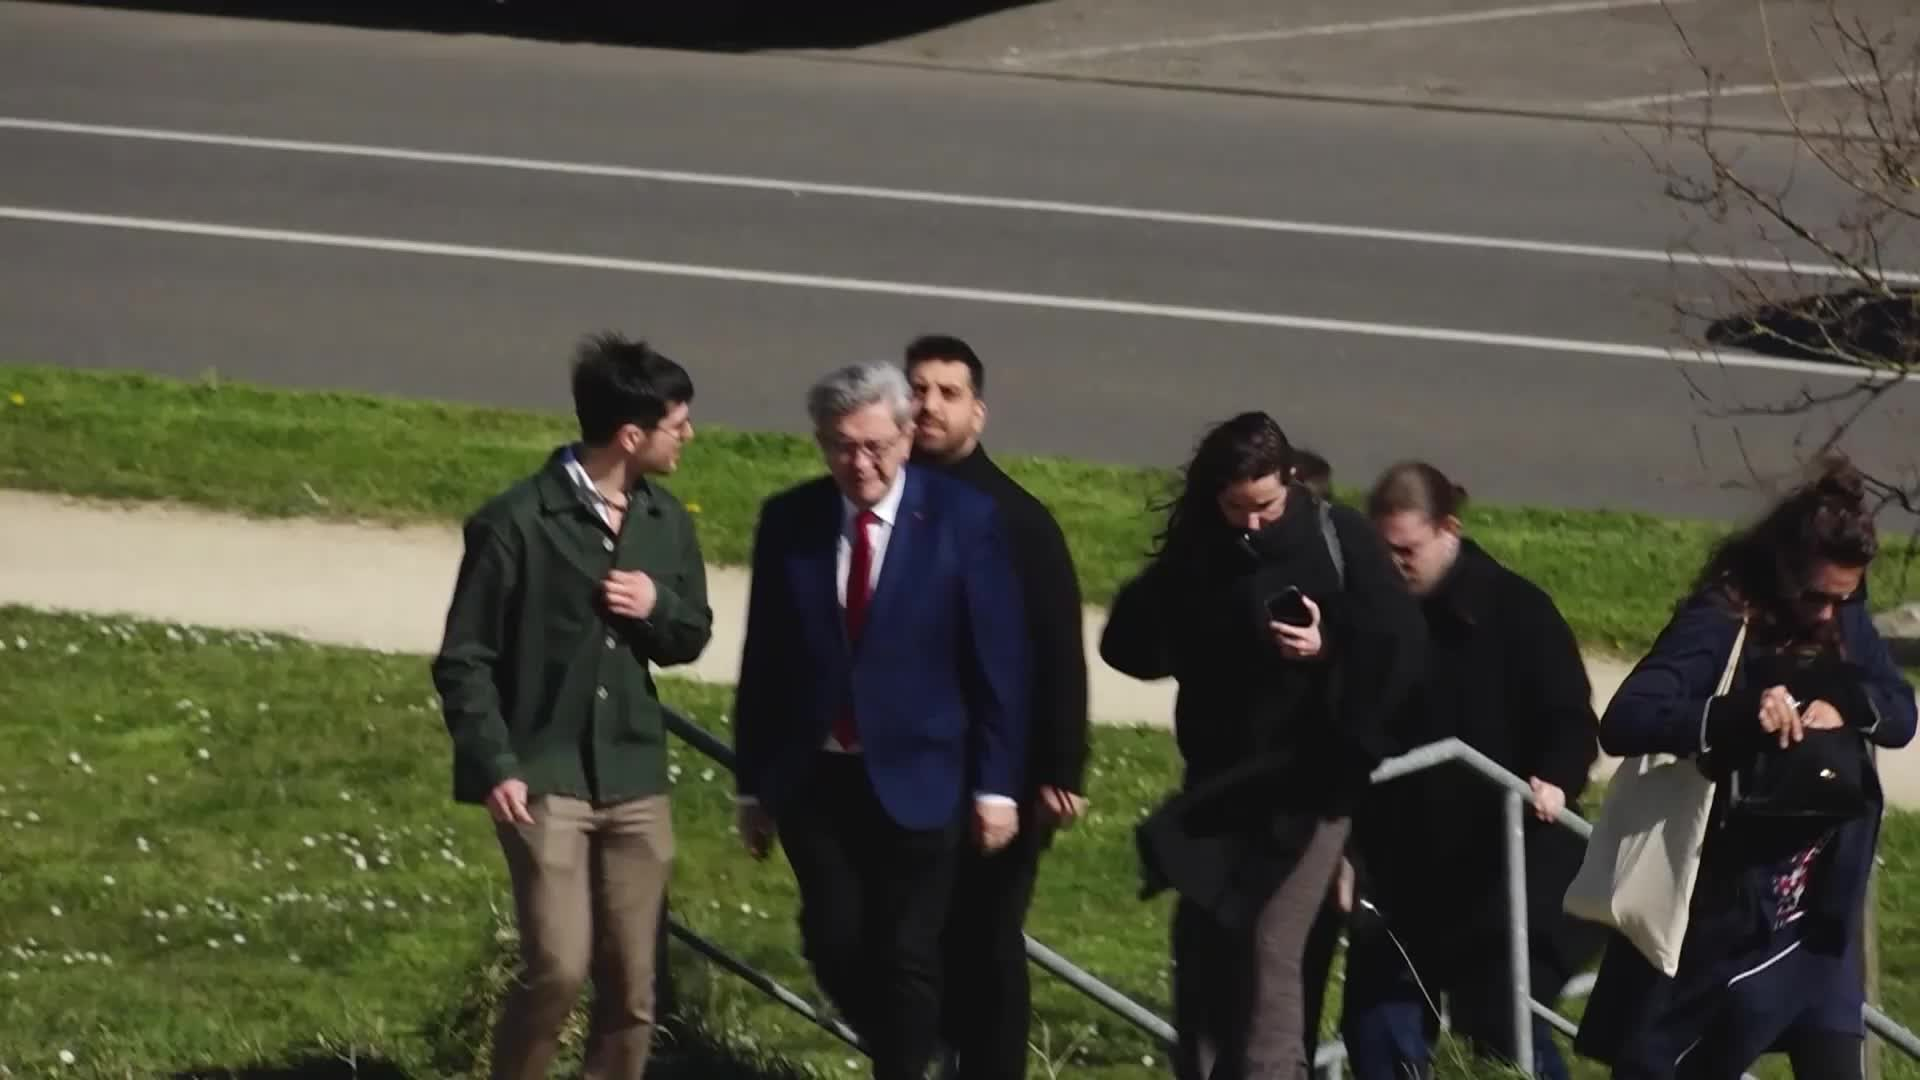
[1271,596,1324,661]
[603,570,658,621]
[975,799,1020,852]
[1038,785,1089,828]
[738,802,777,860]
[1528,777,1566,823]
[1335,856,1356,914]
[486,778,535,826]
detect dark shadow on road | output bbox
[39,0,1040,51]
[1707,287,1920,371]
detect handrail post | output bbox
[1504,789,1535,1078]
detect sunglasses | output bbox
[1800,587,1856,608]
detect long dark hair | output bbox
[1692,455,1878,646]
[1152,412,1294,561]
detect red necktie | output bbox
[834,510,878,749]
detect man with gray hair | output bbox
[732,362,1032,1080]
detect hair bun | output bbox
[1811,454,1867,506]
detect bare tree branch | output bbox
[1636,0,1920,515]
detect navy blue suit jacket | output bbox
[732,466,1031,831]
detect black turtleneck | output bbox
[915,445,1091,795]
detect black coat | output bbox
[1104,489,1426,925]
[1352,538,1602,974]
[919,446,1091,795]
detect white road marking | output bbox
[1,116,1910,285]
[1005,0,1692,64]
[0,204,1893,382]
[1588,71,1917,111]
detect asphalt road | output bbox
[2,1,1915,521]
[823,0,1920,130]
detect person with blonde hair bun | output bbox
[1341,461,1601,1080]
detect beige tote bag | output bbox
[1564,620,1745,976]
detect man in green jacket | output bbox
[433,333,712,1080]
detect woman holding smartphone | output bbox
[1101,412,1424,1080]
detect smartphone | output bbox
[1267,586,1313,628]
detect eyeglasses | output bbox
[1801,587,1855,609]
[823,431,904,463]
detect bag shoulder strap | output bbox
[1716,619,1748,696]
[1318,499,1346,590]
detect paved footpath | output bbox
[3,490,1916,807]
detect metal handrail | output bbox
[659,712,1920,1076]
[1366,738,1920,1074]
[665,919,866,1051]
[663,709,1183,1052]
[1868,1005,1920,1059]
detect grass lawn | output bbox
[0,606,1173,1079]
[4,364,1917,659]
[3,605,1918,1079]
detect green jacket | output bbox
[432,448,712,805]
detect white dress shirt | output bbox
[562,447,619,531]
[835,466,907,610]
[825,469,907,753]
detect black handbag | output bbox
[1726,653,1875,822]
[1726,727,1873,821]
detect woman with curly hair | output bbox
[1575,458,1916,1080]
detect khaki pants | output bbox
[492,794,674,1080]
